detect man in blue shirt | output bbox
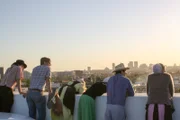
[105,63,134,120]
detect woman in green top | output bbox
[78,82,106,120]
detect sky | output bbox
[0,0,180,72]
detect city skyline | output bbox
[1,0,180,71]
[1,61,180,72]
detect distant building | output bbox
[112,63,115,71]
[149,64,154,69]
[52,71,73,77]
[0,67,4,80]
[74,70,83,78]
[139,64,148,69]
[134,61,138,68]
[128,61,133,68]
[87,67,91,72]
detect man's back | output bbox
[107,74,134,106]
[29,65,51,91]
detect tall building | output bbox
[112,63,115,71]
[0,67,4,80]
[87,67,91,72]
[128,61,133,68]
[134,61,138,68]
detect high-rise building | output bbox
[134,61,138,68]
[0,67,4,80]
[112,63,115,71]
[87,67,91,72]
[128,61,133,68]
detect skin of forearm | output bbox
[46,79,52,93]
[17,79,23,94]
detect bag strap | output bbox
[70,81,80,87]
[58,81,80,95]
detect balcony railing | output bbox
[11,93,180,120]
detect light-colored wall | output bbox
[11,93,180,120]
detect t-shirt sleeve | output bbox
[45,67,51,80]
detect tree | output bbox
[23,79,30,87]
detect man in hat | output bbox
[0,59,27,112]
[105,63,134,120]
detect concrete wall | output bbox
[11,93,180,120]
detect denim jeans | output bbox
[26,90,46,120]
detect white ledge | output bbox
[11,93,180,120]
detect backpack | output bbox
[58,81,80,115]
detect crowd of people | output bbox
[0,57,175,120]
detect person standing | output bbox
[146,63,174,120]
[105,63,134,120]
[26,57,52,120]
[0,60,27,112]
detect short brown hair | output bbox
[40,57,51,65]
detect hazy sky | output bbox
[0,0,180,72]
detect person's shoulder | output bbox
[163,72,171,76]
[35,65,50,70]
[32,65,39,70]
[12,65,22,71]
[43,65,51,70]
[162,72,173,79]
[122,76,130,81]
[148,73,154,77]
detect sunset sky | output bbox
[0,0,180,72]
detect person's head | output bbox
[159,63,166,72]
[113,63,129,76]
[40,57,51,66]
[153,63,164,74]
[115,70,126,76]
[12,59,27,69]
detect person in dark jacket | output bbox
[146,63,175,120]
[78,82,106,120]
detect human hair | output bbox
[115,70,125,75]
[12,59,27,68]
[159,63,165,72]
[40,57,51,65]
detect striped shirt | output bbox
[29,65,51,91]
[0,65,24,89]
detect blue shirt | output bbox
[30,65,51,91]
[107,74,134,106]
